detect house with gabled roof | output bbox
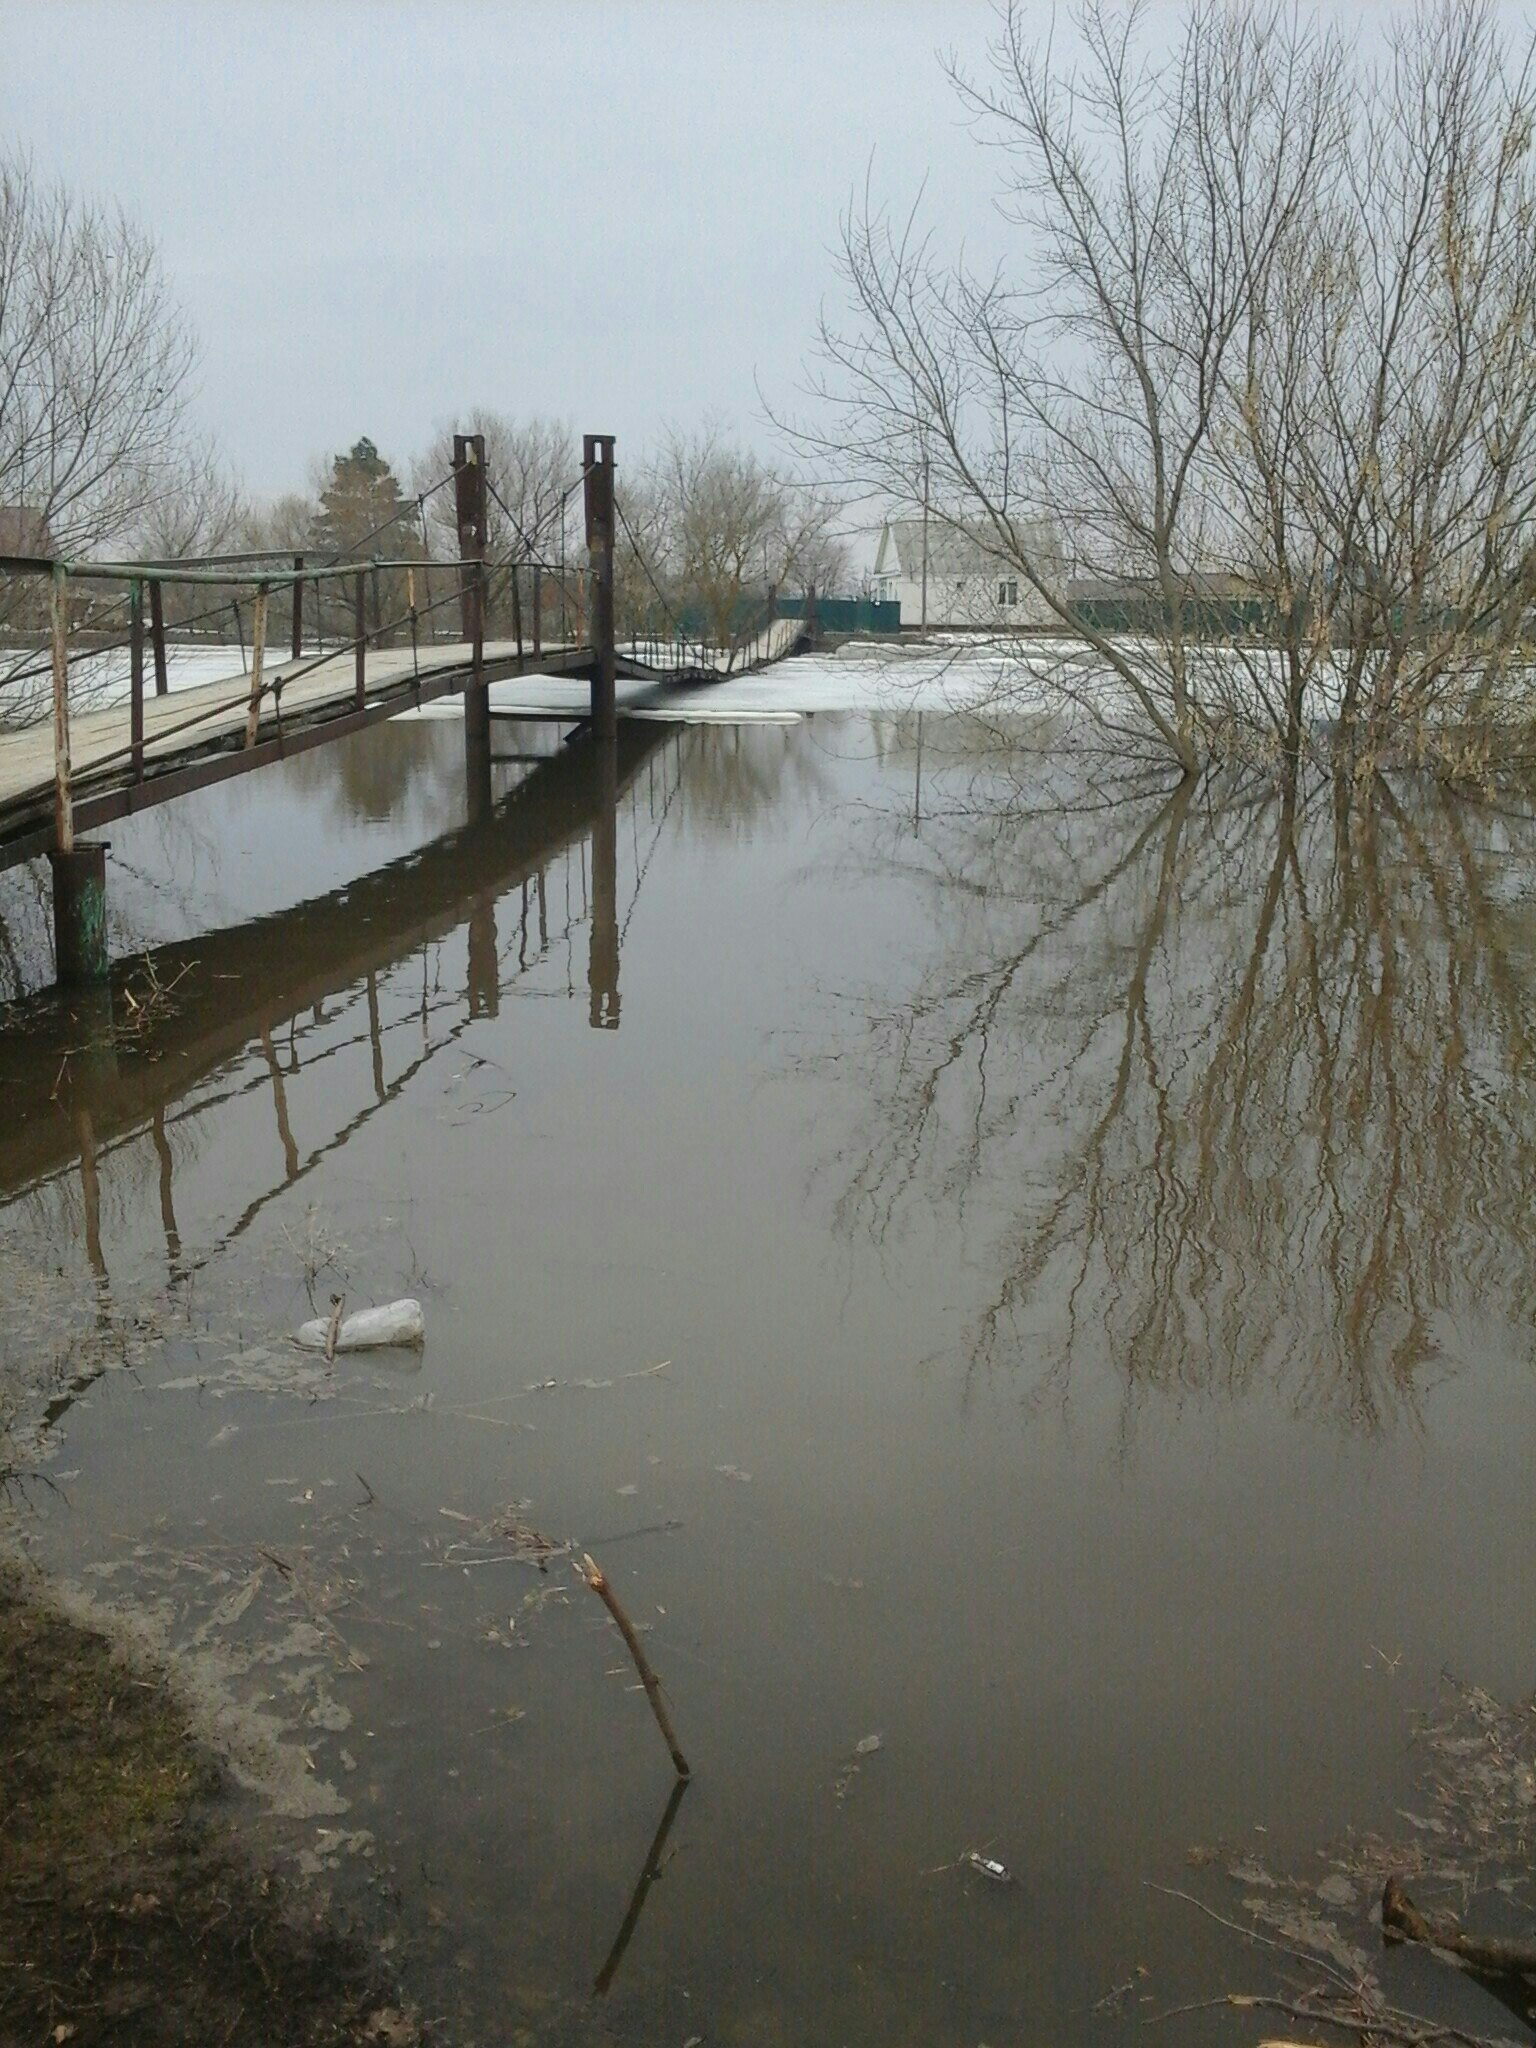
[871,516,1064,629]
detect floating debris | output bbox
[293,1299,424,1352]
[834,1733,885,1804]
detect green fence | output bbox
[776,595,901,635]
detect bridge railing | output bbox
[0,535,594,864]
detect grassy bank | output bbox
[0,1563,417,2048]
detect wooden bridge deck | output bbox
[0,616,805,870]
[0,638,590,865]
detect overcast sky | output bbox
[6,1,1532,521]
[0,1,1021,507]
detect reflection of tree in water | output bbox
[672,721,835,840]
[280,720,463,830]
[822,738,1536,1428]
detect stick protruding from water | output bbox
[580,1551,690,1779]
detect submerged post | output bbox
[48,566,109,985]
[583,433,617,741]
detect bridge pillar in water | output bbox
[583,434,617,742]
[50,843,110,985]
[464,685,492,826]
[588,736,620,1029]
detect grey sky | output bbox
[1,1,1013,502]
[6,1,1531,518]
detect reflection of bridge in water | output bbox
[0,722,680,1288]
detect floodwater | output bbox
[2,697,1535,2045]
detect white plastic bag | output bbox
[294,1298,425,1352]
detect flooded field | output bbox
[2,697,1535,2045]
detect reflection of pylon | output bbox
[466,896,498,1019]
[588,736,620,1030]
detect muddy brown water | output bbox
[2,711,1534,2045]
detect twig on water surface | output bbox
[1146,1884,1517,2048]
[1143,1884,1357,1990]
[1148,1990,1514,2047]
[578,1550,690,1779]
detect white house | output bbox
[871,517,1063,629]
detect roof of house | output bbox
[878,519,1013,581]
[0,505,50,556]
[877,516,1073,583]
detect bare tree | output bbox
[416,412,576,639]
[644,427,846,668]
[0,153,208,724]
[130,442,245,564]
[788,0,1536,781]
[240,491,314,561]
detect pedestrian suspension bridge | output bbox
[0,432,804,981]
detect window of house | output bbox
[1008,580,1019,605]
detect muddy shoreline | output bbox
[0,1560,417,2048]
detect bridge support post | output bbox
[464,688,492,826]
[149,579,169,697]
[47,563,110,986]
[454,433,490,809]
[130,579,145,781]
[583,434,617,741]
[453,433,488,663]
[50,842,110,986]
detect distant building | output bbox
[0,505,52,558]
[872,517,1063,629]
